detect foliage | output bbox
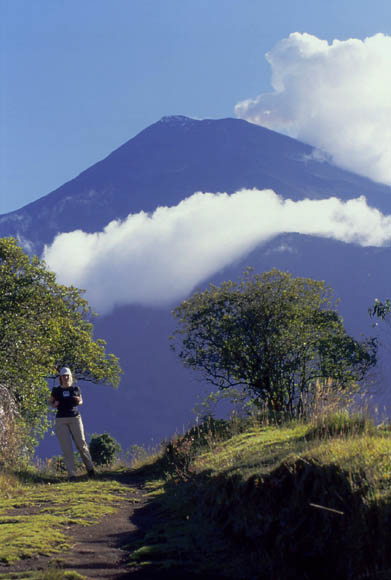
[163,416,248,481]
[89,433,122,466]
[369,297,391,321]
[0,385,25,468]
[164,435,198,481]
[46,453,83,475]
[125,443,149,466]
[193,385,257,422]
[186,416,236,448]
[0,237,122,447]
[171,268,377,417]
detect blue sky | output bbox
[1,0,390,214]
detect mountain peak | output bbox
[158,115,198,126]
[159,115,196,123]
[1,115,390,251]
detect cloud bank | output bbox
[235,33,391,185]
[43,189,391,314]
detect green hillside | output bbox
[1,413,391,579]
[129,413,391,579]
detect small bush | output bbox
[126,443,149,466]
[186,416,234,449]
[164,435,197,481]
[89,433,122,466]
[164,416,240,481]
[46,453,83,474]
[48,455,67,474]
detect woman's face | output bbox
[60,373,73,387]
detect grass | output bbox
[0,569,86,579]
[127,412,391,579]
[0,472,134,565]
[193,422,309,478]
[3,411,391,578]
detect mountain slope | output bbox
[1,116,390,250]
[1,115,390,456]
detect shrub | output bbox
[126,443,149,466]
[164,416,239,481]
[46,453,83,474]
[47,455,67,474]
[164,435,198,481]
[89,433,122,466]
[186,416,234,449]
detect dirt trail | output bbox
[0,472,163,580]
[59,479,145,579]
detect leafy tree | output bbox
[0,237,122,446]
[171,269,377,417]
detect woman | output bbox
[50,367,95,480]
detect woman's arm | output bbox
[50,395,59,408]
[73,388,83,406]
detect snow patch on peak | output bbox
[159,115,198,126]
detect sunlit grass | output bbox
[3,411,391,577]
[0,568,86,579]
[303,431,391,498]
[0,476,134,564]
[194,422,310,478]
[129,412,391,578]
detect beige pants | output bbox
[55,415,94,477]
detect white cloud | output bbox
[43,189,391,314]
[235,33,391,185]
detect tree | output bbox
[171,269,377,417]
[0,237,122,446]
